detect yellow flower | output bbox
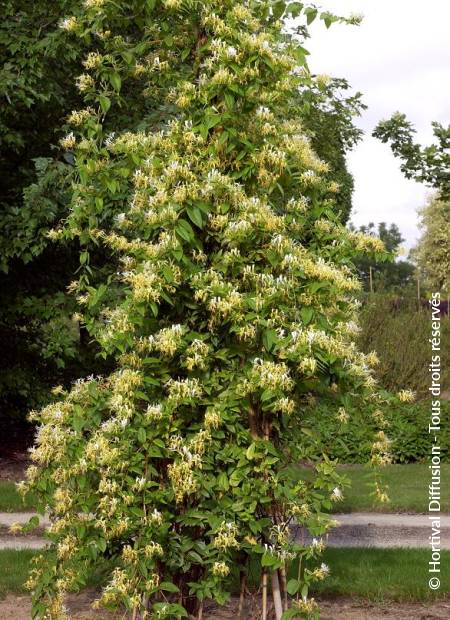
[397,389,415,403]
[9,523,23,535]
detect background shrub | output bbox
[358,293,450,396]
[301,399,450,464]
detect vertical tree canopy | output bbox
[411,195,450,294]
[20,2,388,618]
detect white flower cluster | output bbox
[249,359,294,392]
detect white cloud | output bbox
[302,0,450,249]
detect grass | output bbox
[311,548,450,601]
[0,481,37,512]
[0,550,35,597]
[293,463,450,513]
[0,551,115,600]
[0,548,448,602]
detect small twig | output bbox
[279,565,288,611]
[238,571,247,620]
[197,600,203,620]
[271,570,283,620]
[262,570,268,620]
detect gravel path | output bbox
[0,512,49,527]
[1,512,449,550]
[0,536,48,550]
[324,512,450,549]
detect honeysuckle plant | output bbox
[21,1,389,619]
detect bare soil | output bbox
[1,592,450,620]
[0,456,29,482]
[0,413,34,477]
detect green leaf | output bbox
[109,72,122,92]
[261,552,277,567]
[98,538,107,552]
[281,610,298,620]
[160,581,180,593]
[163,604,188,617]
[198,124,209,140]
[176,219,195,242]
[305,7,318,24]
[28,515,40,529]
[286,578,299,595]
[246,443,256,460]
[32,602,46,618]
[272,1,286,20]
[217,472,229,491]
[205,114,222,130]
[224,92,234,109]
[150,302,158,317]
[135,390,149,401]
[321,12,337,28]
[98,95,111,114]
[288,2,304,18]
[263,328,277,352]
[186,205,203,228]
[138,427,146,443]
[300,307,314,325]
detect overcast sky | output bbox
[303,0,450,250]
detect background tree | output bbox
[373,113,450,198]
[299,77,365,223]
[0,0,83,425]
[411,195,450,295]
[349,222,415,292]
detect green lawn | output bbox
[1,549,448,602]
[0,481,37,512]
[294,463,450,513]
[312,548,450,601]
[0,550,35,597]
[0,551,115,600]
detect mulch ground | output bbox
[1,592,450,620]
[0,455,29,483]
[0,414,33,481]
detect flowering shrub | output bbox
[22,1,388,618]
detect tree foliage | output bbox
[411,195,450,294]
[0,0,82,256]
[349,222,415,292]
[0,0,84,416]
[373,112,450,199]
[299,77,365,223]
